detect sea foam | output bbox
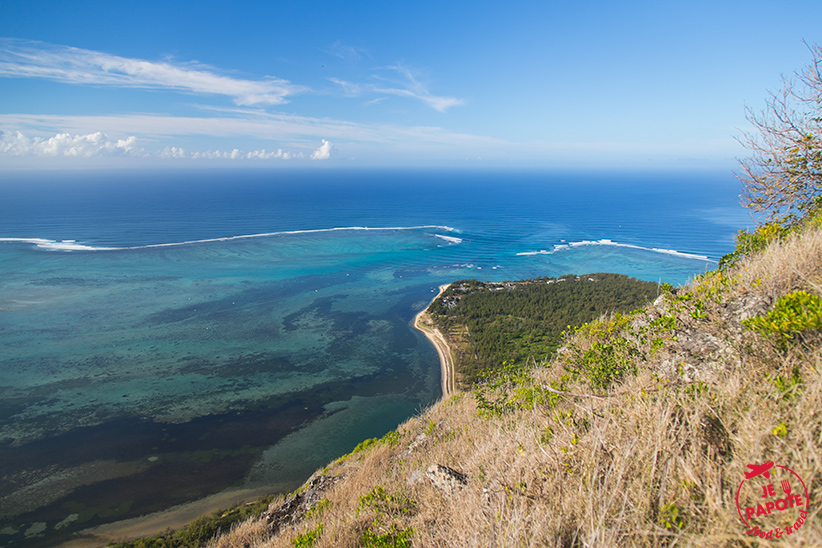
[435,234,463,244]
[1,225,457,252]
[0,238,120,251]
[516,239,715,262]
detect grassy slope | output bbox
[208,223,822,547]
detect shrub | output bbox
[351,437,380,454]
[357,486,415,517]
[744,290,822,347]
[578,338,637,389]
[564,314,640,390]
[360,525,413,548]
[292,524,322,548]
[719,222,788,269]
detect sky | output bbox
[1,0,821,170]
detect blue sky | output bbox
[1,0,821,169]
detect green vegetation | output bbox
[107,496,275,548]
[292,523,323,547]
[356,487,415,548]
[571,328,638,389]
[718,209,822,270]
[357,486,416,517]
[744,289,822,348]
[427,273,659,384]
[718,221,788,269]
[360,525,413,548]
[337,428,405,463]
[660,502,686,531]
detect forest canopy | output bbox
[427,273,660,384]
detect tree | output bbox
[737,43,822,221]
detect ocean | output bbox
[0,168,751,546]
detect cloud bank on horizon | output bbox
[1,1,821,169]
[0,129,333,162]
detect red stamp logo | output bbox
[736,461,810,539]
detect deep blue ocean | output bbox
[0,168,751,546]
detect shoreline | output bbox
[413,284,456,400]
[59,487,275,548]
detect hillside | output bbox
[193,217,822,547]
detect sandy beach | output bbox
[59,487,274,548]
[413,284,456,399]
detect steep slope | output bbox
[205,223,821,547]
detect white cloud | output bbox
[189,148,301,160]
[0,124,739,168]
[0,113,522,166]
[0,112,504,147]
[0,38,304,106]
[310,139,333,160]
[247,148,295,160]
[0,130,314,162]
[160,144,301,161]
[160,146,187,159]
[381,64,465,112]
[323,41,370,62]
[330,63,464,112]
[0,130,140,157]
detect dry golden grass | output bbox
[212,224,822,548]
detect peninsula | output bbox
[413,284,456,399]
[415,273,660,388]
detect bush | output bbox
[360,525,413,548]
[578,338,638,389]
[744,290,822,348]
[292,524,322,547]
[719,222,788,269]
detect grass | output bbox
[205,219,822,547]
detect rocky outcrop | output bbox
[426,464,468,495]
[262,474,341,533]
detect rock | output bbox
[659,356,721,383]
[426,464,468,494]
[677,330,727,358]
[407,432,428,452]
[725,294,771,330]
[408,468,426,486]
[660,357,698,383]
[263,474,341,533]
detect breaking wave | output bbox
[516,238,715,262]
[0,225,458,252]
